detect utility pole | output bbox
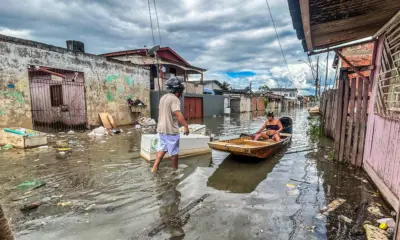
[315,56,319,100]
[324,50,329,92]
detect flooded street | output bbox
[0,108,393,240]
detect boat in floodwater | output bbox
[308,105,321,116]
[208,117,292,159]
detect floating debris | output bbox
[57,201,73,207]
[316,198,346,220]
[16,180,46,190]
[363,224,388,240]
[338,215,352,223]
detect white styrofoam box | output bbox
[0,128,47,148]
[179,124,206,135]
[140,134,211,161]
[224,108,231,114]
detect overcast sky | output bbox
[0,0,336,95]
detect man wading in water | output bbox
[151,77,189,173]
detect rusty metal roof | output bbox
[288,0,400,52]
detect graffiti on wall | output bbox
[105,74,141,102]
[0,90,24,103]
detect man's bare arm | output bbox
[174,111,189,135]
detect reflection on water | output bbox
[207,151,284,193]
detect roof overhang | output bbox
[288,0,400,53]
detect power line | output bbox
[153,0,162,46]
[265,0,295,85]
[147,0,156,46]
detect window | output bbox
[169,67,177,75]
[50,85,63,107]
[375,20,400,118]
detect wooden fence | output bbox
[320,74,370,166]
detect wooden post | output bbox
[200,73,203,84]
[339,73,350,162]
[356,80,369,166]
[0,204,14,240]
[316,56,319,99]
[345,78,357,162]
[334,79,344,160]
[324,50,329,92]
[351,77,363,166]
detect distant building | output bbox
[269,88,299,99]
[190,80,224,95]
[101,47,206,93]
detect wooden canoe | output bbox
[208,133,292,159]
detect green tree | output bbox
[258,85,269,91]
[220,81,231,90]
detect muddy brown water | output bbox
[0,108,393,240]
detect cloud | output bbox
[0,0,337,95]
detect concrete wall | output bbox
[240,96,251,112]
[150,91,224,120]
[0,34,150,128]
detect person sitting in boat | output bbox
[254,112,283,142]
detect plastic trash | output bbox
[38,146,49,149]
[379,223,388,230]
[57,201,72,207]
[88,126,108,137]
[367,206,384,217]
[135,124,141,129]
[2,143,13,150]
[364,224,389,240]
[68,130,75,134]
[377,218,396,228]
[111,129,122,134]
[16,180,46,190]
[138,117,156,126]
[338,215,352,223]
[316,198,346,220]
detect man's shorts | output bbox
[156,133,180,156]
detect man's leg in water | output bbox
[152,151,167,172]
[170,155,179,169]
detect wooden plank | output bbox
[345,78,357,162]
[107,114,117,129]
[99,113,112,129]
[356,81,369,166]
[335,80,344,160]
[299,0,313,52]
[373,10,400,38]
[335,50,370,84]
[351,78,363,166]
[339,75,350,162]
[363,161,399,211]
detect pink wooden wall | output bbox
[363,37,400,203]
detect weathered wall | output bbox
[364,37,400,205]
[240,96,251,112]
[0,35,150,128]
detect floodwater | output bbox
[0,108,393,240]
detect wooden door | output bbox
[184,98,190,118]
[184,97,203,118]
[195,97,203,118]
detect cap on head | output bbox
[165,76,185,93]
[267,111,274,117]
